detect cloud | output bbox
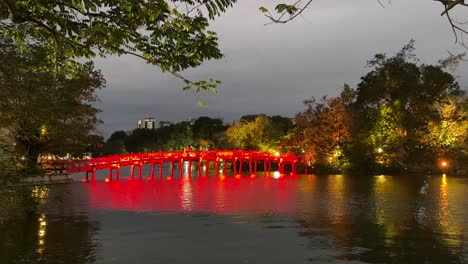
[94,0,468,136]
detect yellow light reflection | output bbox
[36,213,47,254]
[436,175,464,249]
[373,175,405,245]
[328,175,345,224]
[439,176,448,227]
[32,186,49,205]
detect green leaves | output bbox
[0,0,237,93]
[183,78,221,94]
[0,38,105,164]
[274,4,298,15]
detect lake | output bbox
[1,173,467,263]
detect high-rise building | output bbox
[137,118,156,129]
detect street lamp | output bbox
[440,160,448,174]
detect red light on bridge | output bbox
[250,174,256,179]
[104,178,110,183]
[166,176,173,181]
[235,174,241,179]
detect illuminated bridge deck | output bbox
[66,150,299,182]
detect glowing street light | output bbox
[440,160,449,174]
[377,147,383,154]
[273,171,281,179]
[274,152,280,157]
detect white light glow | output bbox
[273,171,281,179]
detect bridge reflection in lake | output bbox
[1,174,467,264]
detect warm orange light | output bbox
[235,174,241,179]
[219,175,226,180]
[441,161,448,167]
[249,174,256,179]
[104,178,110,183]
[166,176,173,181]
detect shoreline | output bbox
[9,174,73,186]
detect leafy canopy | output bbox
[0,0,237,91]
[0,38,105,168]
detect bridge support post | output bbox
[222,160,227,175]
[292,162,296,174]
[170,162,174,177]
[116,166,120,180]
[268,161,272,175]
[233,159,237,175]
[179,160,183,177]
[109,168,113,181]
[248,159,252,175]
[238,160,243,175]
[263,160,267,174]
[130,165,135,180]
[205,160,209,176]
[254,160,257,174]
[188,160,192,176]
[159,162,163,178]
[92,168,96,182]
[150,163,155,180]
[215,160,219,176]
[198,160,201,176]
[86,170,91,182]
[138,164,142,180]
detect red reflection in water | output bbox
[88,176,298,214]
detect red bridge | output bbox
[66,150,299,182]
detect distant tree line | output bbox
[98,43,467,175]
[99,115,294,156]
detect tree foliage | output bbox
[286,85,355,171]
[225,114,292,150]
[0,38,105,170]
[0,0,237,91]
[260,1,467,47]
[288,42,467,174]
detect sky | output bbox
[94,0,468,137]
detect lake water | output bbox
[1,173,467,263]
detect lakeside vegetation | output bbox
[0,1,466,223]
[99,43,467,175]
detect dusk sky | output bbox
[94,0,468,137]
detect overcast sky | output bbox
[94,0,468,137]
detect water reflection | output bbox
[1,174,467,263]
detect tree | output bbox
[286,85,355,171]
[421,95,468,165]
[0,39,104,170]
[225,115,275,150]
[351,41,463,172]
[260,1,467,46]
[0,0,237,91]
[124,128,159,153]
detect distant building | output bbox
[137,118,156,129]
[159,121,173,128]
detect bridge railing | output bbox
[66,150,298,174]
